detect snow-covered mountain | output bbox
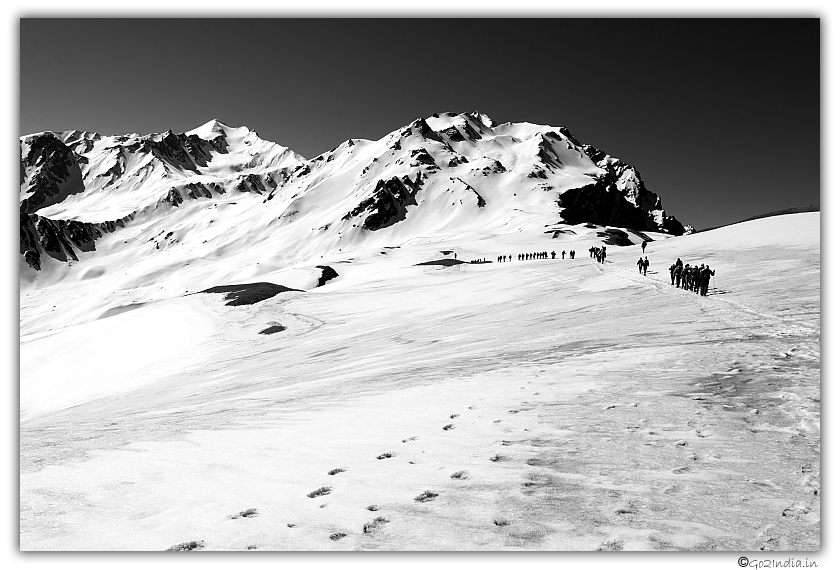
[19,112,689,274]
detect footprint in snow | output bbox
[450,470,469,480]
[377,452,395,460]
[228,508,258,519]
[442,424,455,431]
[166,540,205,551]
[401,437,418,443]
[307,487,331,498]
[414,490,439,503]
[329,532,347,541]
[363,517,390,534]
[450,414,460,419]
[327,468,346,475]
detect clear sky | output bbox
[19,17,819,230]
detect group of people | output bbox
[669,258,716,296]
[467,244,715,298]
[589,245,607,263]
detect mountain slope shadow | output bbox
[199,282,303,306]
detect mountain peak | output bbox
[187,119,233,140]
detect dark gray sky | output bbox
[20,18,819,230]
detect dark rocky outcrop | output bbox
[125,130,228,172]
[558,179,650,231]
[410,148,437,169]
[200,282,303,306]
[343,174,423,231]
[20,211,134,270]
[400,118,443,143]
[20,133,85,214]
[315,265,339,287]
[596,228,634,246]
[415,258,467,266]
[235,174,270,194]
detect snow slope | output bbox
[20,212,820,551]
[20,113,691,338]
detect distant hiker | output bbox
[551,251,556,259]
[637,257,644,274]
[509,255,512,262]
[601,246,607,263]
[700,265,715,296]
[570,250,575,259]
[669,263,677,285]
[454,253,457,259]
[643,257,649,276]
[641,241,647,253]
[561,250,566,259]
[674,258,683,287]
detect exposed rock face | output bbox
[19,133,85,214]
[235,174,270,194]
[124,130,228,172]
[315,265,339,287]
[19,211,133,269]
[343,174,423,231]
[19,112,691,272]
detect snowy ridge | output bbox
[20,112,691,329]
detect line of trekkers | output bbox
[494,250,578,263]
[669,258,716,296]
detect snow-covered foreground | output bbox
[19,213,820,551]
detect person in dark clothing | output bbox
[642,257,649,276]
[637,257,644,274]
[669,263,677,285]
[570,250,575,259]
[551,251,556,259]
[700,265,715,296]
[641,241,647,253]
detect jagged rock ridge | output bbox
[19,112,690,272]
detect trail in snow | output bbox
[19,213,820,551]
